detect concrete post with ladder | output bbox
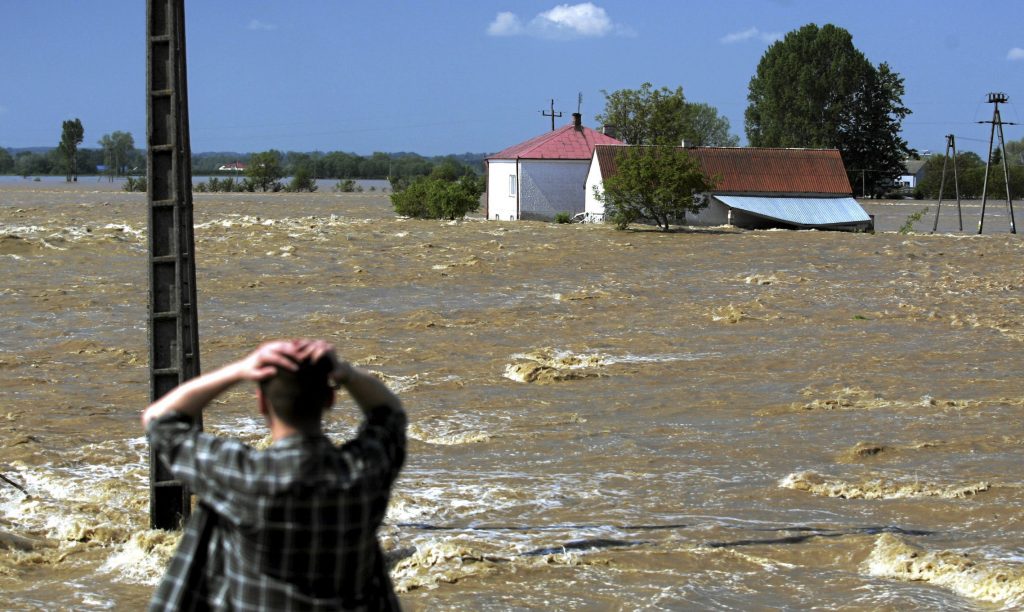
[146,0,201,530]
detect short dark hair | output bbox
[259,356,333,428]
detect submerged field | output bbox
[1,183,1022,609]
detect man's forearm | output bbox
[141,362,243,428]
[335,362,403,416]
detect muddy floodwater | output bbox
[1,182,1022,610]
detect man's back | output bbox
[144,342,406,611]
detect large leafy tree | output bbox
[745,23,912,194]
[58,118,84,182]
[98,131,136,178]
[596,83,738,147]
[595,146,718,231]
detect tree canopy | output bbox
[595,83,738,147]
[916,151,1023,200]
[245,150,285,191]
[390,174,483,220]
[745,24,912,194]
[58,118,84,182]
[98,131,136,178]
[595,146,718,231]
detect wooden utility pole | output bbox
[977,92,1017,234]
[146,0,201,529]
[931,134,963,233]
[540,99,562,131]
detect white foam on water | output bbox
[780,470,991,500]
[99,529,181,586]
[867,533,1024,607]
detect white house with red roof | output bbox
[485,113,622,221]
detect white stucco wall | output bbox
[518,159,590,220]
[486,159,519,220]
[584,154,604,218]
[685,195,731,226]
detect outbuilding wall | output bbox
[685,195,731,226]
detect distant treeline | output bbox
[0,146,487,180]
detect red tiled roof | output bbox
[594,145,853,195]
[489,123,622,161]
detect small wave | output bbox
[100,529,181,586]
[780,471,991,500]
[867,533,1024,607]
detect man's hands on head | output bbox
[234,340,302,382]
[293,339,352,387]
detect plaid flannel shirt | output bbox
[147,404,406,611]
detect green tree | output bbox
[1006,137,1024,166]
[58,118,85,181]
[285,166,318,192]
[916,152,986,199]
[0,148,13,174]
[745,23,912,194]
[682,102,740,147]
[596,83,739,147]
[391,175,482,220]
[595,146,718,231]
[98,131,135,179]
[245,150,284,192]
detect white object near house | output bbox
[485,113,621,221]
[586,145,872,231]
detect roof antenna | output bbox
[577,92,583,115]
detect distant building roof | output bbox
[218,161,247,171]
[903,159,927,175]
[594,145,853,195]
[489,116,622,161]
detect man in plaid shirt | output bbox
[142,339,406,610]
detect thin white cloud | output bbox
[1008,47,1024,61]
[487,3,628,39]
[487,12,523,36]
[720,27,781,44]
[246,19,277,32]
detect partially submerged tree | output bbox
[596,146,717,231]
[745,23,912,194]
[58,118,84,182]
[390,175,483,220]
[595,82,738,146]
[98,131,135,179]
[245,150,285,192]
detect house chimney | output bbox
[572,112,582,131]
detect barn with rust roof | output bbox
[486,113,622,221]
[585,145,872,231]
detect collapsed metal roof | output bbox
[714,195,870,227]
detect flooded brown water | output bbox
[1,182,1022,610]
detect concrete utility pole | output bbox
[932,134,963,233]
[977,92,1017,234]
[146,0,201,529]
[540,99,562,131]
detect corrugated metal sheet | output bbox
[592,145,853,195]
[697,148,852,194]
[715,195,870,227]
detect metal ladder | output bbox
[146,0,201,530]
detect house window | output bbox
[509,175,517,197]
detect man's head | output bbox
[258,355,334,431]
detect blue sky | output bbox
[1,1,1022,157]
